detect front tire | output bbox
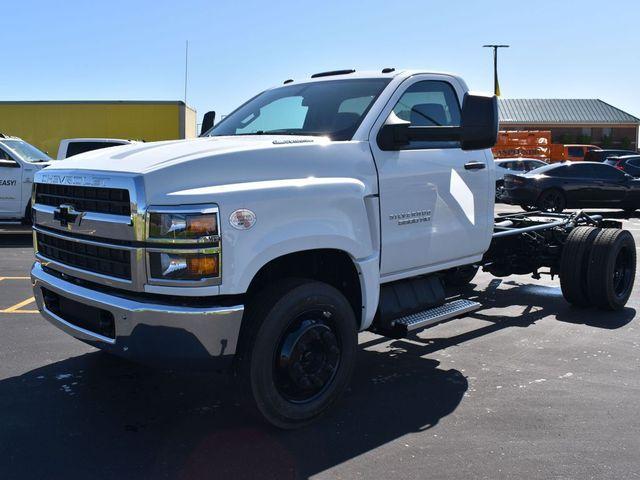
[242,279,358,429]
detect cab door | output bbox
[370,75,493,279]
[0,147,22,216]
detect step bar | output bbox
[391,299,481,336]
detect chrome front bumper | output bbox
[31,262,244,369]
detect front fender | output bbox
[214,178,378,291]
[169,177,381,329]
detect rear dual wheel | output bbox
[587,229,636,310]
[560,227,636,310]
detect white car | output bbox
[57,138,138,159]
[0,135,53,223]
[495,158,547,181]
[30,69,636,428]
[495,158,547,200]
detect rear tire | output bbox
[537,189,566,213]
[560,226,600,307]
[586,229,636,310]
[241,279,358,429]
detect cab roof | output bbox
[277,68,465,87]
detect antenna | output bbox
[483,44,509,96]
[184,40,189,104]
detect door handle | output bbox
[464,161,486,170]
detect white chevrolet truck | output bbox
[30,69,636,428]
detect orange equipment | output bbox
[492,130,553,161]
[492,131,601,163]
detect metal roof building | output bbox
[498,99,640,151]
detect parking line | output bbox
[0,296,39,314]
[0,277,30,282]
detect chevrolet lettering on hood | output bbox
[37,173,110,187]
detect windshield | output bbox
[207,78,391,141]
[2,140,52,163]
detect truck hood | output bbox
[46,136,330,174]
[38,135,377,205]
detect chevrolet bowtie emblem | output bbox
[53,204,84,228]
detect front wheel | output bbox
[242,279,357,429]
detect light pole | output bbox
[483,45,509,96]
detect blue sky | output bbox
[2,0,639,126]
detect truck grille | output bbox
[35,184,131,216]
[36,231,132,280]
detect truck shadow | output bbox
[0,341,466,480]
[453,277,635,330]
[0,225,33,247]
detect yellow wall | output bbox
[0,102,187,155]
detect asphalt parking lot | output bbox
[1,206,639,480]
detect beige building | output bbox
[498,99,639,151]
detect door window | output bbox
[525,160,546,171]
[567,146,585,157]
[0,147,14,160]
[393,81,460,126]
[0,147,18,167]
[592,164,626,181]
[391,80,461,149]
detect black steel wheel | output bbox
[560,226,600,307]
[537,189,566,213]
[241,279,357,429]
[274,313,341,403]
[587,229,636,310]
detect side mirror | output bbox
[460,92,498,150]
[376,112,410,151]
[200,111,216,136]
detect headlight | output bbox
[149,249,220,280]
[146,206,221,285]
[148,212,218,242]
